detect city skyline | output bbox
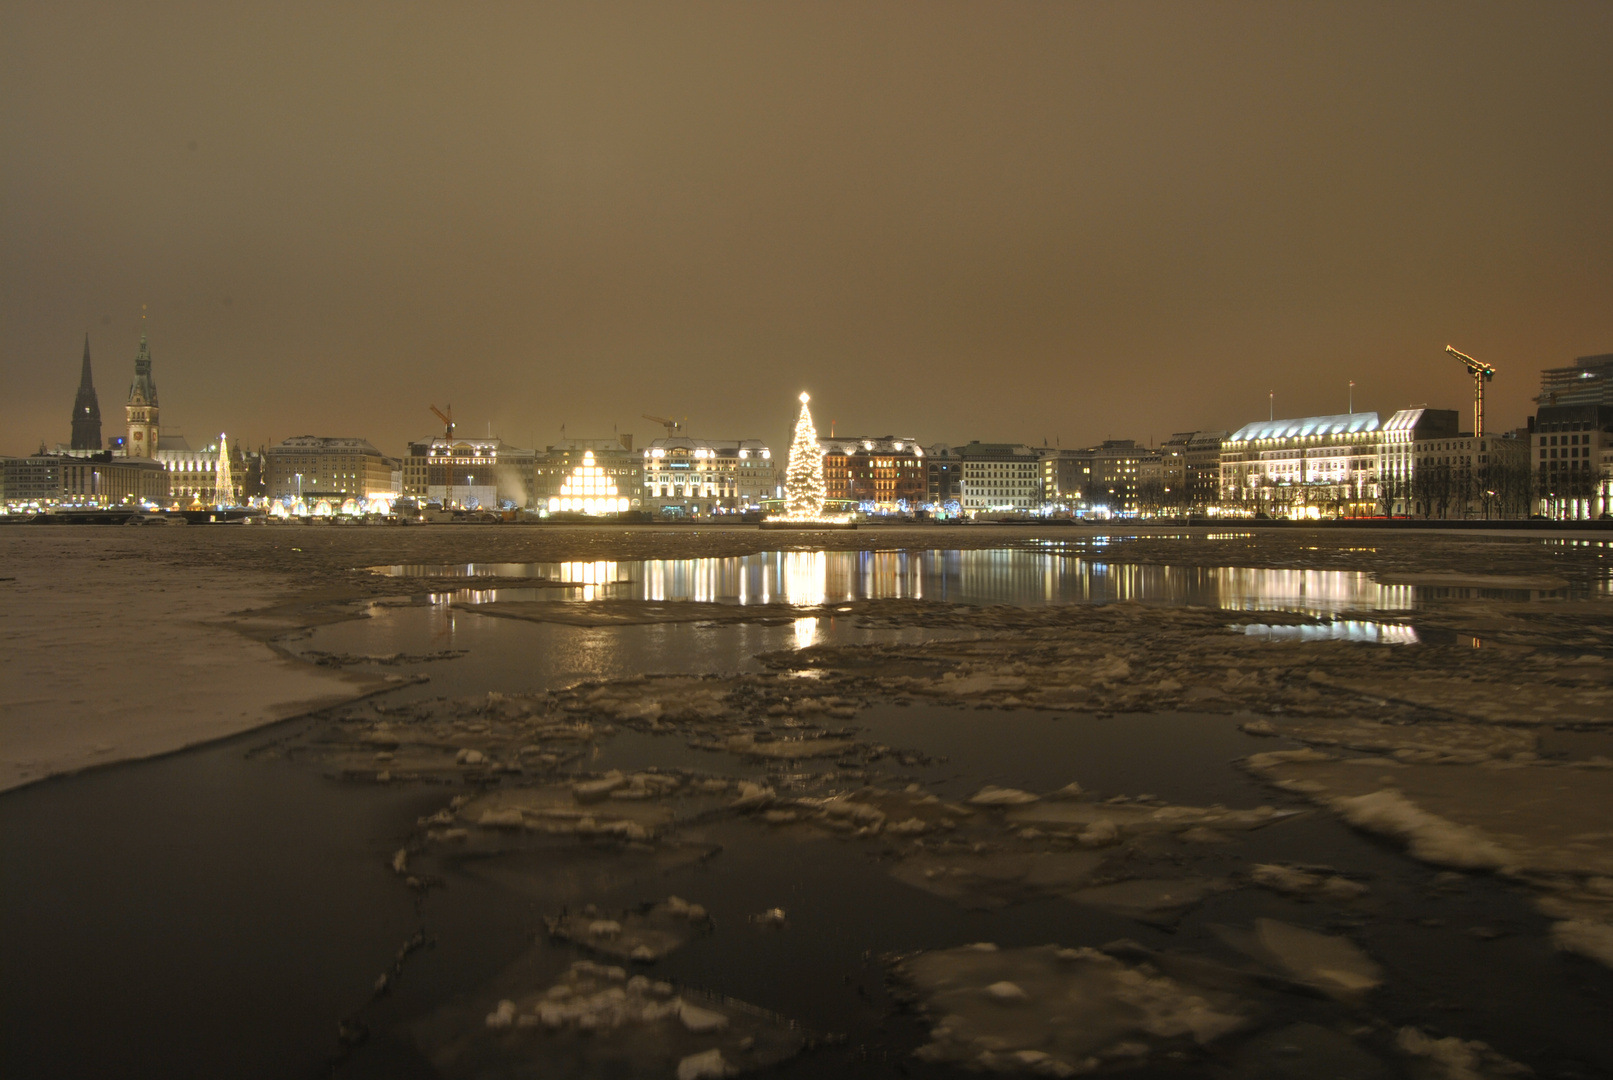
[13,325,1604,463]
[4,3,1611,456]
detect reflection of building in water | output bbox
[1243,621,1419,645]
[641,437,775,517]
[1209,567,1412,612]
[955,549,1063,601]
[636,550,902,606]
[781,551,828,606]
[552,561,622,600]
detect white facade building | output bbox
[957,443,1042,515]
[641,437,776,516]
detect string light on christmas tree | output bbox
[548,450,630,514]
[765,391,853,527]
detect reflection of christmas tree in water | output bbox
[784,392,825,518]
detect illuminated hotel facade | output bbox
[641,437,775,516]
[1219,408,1528,519]
[818,436,927,511]
[1219,413,1384,516]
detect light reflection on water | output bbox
[379,550,1432,613]
[1242,620,1420,645]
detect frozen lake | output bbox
[4,531,1611,1079]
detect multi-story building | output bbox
[1533,353,1613,519]
[1088,440,1152,516]
[1535,405,1611,519]
[2,455,64,508]
[2,453,168,508]
[1039,449,1093,510]
[956,442,1041,515]
[817,436,926,512]
[1535,353,1613,409]
[1379,409,1530,519]
[641,437,775,516]
[1135,448,1168,514]
[1220,413,1385,517]
[154,434,247,507]
[1220,408,1531,519]
[401,436,533,509]
[925,444,961,511]
[1376,409,1456,516]
[268,436,396,504]
[533,439,643,513]
[1157,430,1227,512]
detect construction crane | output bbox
[1445,346,1497,438]
[430,404,454,438]
[642,414,684,439]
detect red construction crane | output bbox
[430,404,454,438]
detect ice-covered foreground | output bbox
[6,524,1610,1077]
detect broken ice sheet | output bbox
[1216,918,1384,1002]
[1227,1022,1391,1079]
[1258,716,1539,762]
[1064,878,1230,928]
[889,849,1109,911]
[451,772,729,842]
[414,956,809,1079]
[435,836,722,908]
[1395,1025,1532,1080]
[1249,863,1370,901]
[1244,746,1613,966]
[894,943,1252,1074]
[546,897,712,963]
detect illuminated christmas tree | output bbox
[784,392,826,518]
[214,433,234,508]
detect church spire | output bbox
[70,333,102,450]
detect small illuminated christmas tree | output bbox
[214,433,234,508]
[784,392,826,519]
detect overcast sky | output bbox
[3,1,1609,457]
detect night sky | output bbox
[4,2,1610,457]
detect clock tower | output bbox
[125,333,160,458]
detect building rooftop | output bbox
[1537,353,1613,407]
[1226,412,1381,443]
[271,436,387,455]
